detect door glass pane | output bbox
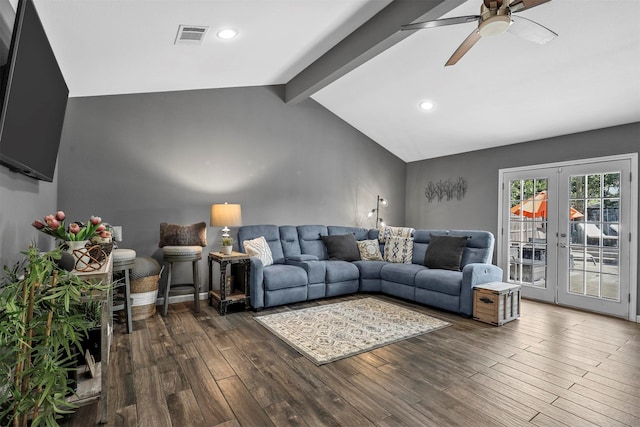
[509,178,548,288]
[568,172,620,301]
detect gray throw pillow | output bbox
[424,234,468,271]
[321,234,361,261]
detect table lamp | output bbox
[210,202,242,243]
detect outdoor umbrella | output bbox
[511,190,584,219]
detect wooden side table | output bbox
[208,251,250,315]
[71,254,112,424]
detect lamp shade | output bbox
[111,225,123,242]
[210,203,242,227]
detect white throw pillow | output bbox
[243,236,273,266]
[383,236,413,264]
[357,239,383,261]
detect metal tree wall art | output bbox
[424,177,467,202]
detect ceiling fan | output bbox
[401,0,557,66]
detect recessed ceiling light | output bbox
[419,101,435,111]
[217,28,238,40]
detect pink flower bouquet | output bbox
[32,211,108,242]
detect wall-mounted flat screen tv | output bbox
[0,0,68,182]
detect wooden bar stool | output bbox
[112,248,135,333]
[158,222,207,316]
[161,246,202,316]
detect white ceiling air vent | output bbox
[175,25,209,45]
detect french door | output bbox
[499,156,636,319]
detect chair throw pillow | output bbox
[424,234,468,271]
[321,234,361,261]
[357,239,383,261]
[383,236,413,264]
[159,222,207,247]
[243,236,274,266]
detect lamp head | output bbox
[111,225,123,242]
[210,202,242,239]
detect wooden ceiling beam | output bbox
[284,0,466,104]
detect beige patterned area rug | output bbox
[255,297,450,365]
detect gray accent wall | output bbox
[56,85,406,291]
[406,122,640,309]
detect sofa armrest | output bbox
[459,263,503,317]
[247,256,265,309]
[287,254,319,262]
[286,259,326,284]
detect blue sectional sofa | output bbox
[237,225,503,317]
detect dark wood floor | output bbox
[61,295,640,427]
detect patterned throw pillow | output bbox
[357,239,383,261]
[158,222,207,247]
[243,236,274,266]
[383,236,413,264]
[378,225,415,244]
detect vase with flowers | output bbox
[32,211,111,269]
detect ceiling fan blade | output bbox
[510,0,551,13]
[445,30,482,66]
[401,15,480,31]
[508,15,557,44]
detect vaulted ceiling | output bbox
[29,0,640,162]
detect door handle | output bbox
[559,243,567,248]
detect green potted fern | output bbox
[0,245,109,427]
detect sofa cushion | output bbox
[321,234,360,261]
[279,225,303,258]
[414,269,463,296]
[352,260,386,279]
[357,239,383,261]
[263,265,308,291]
[380,263,426,286]
[383,236,413,264]
[328,226,369,241]
[424,234,468,271]
[159,222,207,247]
[287,254,319,262]
[450,230,495,267]
[324,261,360,283]
[243,236,274,267]
[297,225,329,260]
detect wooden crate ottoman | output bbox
[473,282,521,326]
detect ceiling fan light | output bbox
[478,15,511,37]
